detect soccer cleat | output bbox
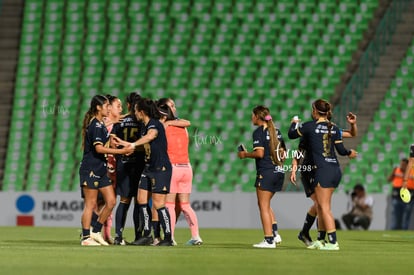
[105,236,115,245]
[186,238,203,246]
[298,231,312,247]
[319,242,340,251]
[130,236,153,246]
[307,240,325,250]
[114,237,128,245]
[151,238,161,246]
[274,234,282,245]
[81,237,101,246]
[253,239,276,249]
[157,239,174,246]
[90,232,109,246]
[172,239,178,246]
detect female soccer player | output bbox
[158,98,203,246]
[238,105,286,248]
[115,97,173,246]
[111,92,146,245]
[79,95,134,246]
[291,112,357,246]
[101,94,123,244]
[288,99,357,250]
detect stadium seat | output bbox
[5,0,383,192]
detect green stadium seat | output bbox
[211,0,232,18]
[50,169,76,191]
[66,10,84,25]
[3,161,26,191]
[170,0,190,16]
[29,172,50,192]
[149,0,168,15]
[66,0,85,11]
[191,1,212,19]
[8,0,383,192]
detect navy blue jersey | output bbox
[112,114,145,162]
[298,126,346,166]
[142,118,171,170]
[288,119,350,169]
[80,117,109,176]
[112,114,143,142]
[252,126,285,173]
[298,137,313,166]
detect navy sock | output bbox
[272,223,278,237]
[139,204,152,237]
[302,213,316,236]
[327,231,337,244]
[82,228,90,239]
[92,221,103,233]
[265,236,274,244]
[157,207,172,241]
[133,203,142,240]
[115,202,130,238]
[152,221,161,239]
[317,230,326,241]
[91,212,99,228]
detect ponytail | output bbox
[253,105,284,166]
[326,121,333,153]
[267,119,284,166]
[81,109,93,150]
[313,99,333,155]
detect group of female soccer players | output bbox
[79,93,202,246]
[79,93,357,250]
[238,99,357,250]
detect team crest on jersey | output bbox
[89,171,101,179]
[94,181,99,187]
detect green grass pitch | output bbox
[0,227,412,275]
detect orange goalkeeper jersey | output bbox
[165,125,190,165]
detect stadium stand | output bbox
[342,38,414,193]
[0,0,24,191]
[3,0,408,193]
